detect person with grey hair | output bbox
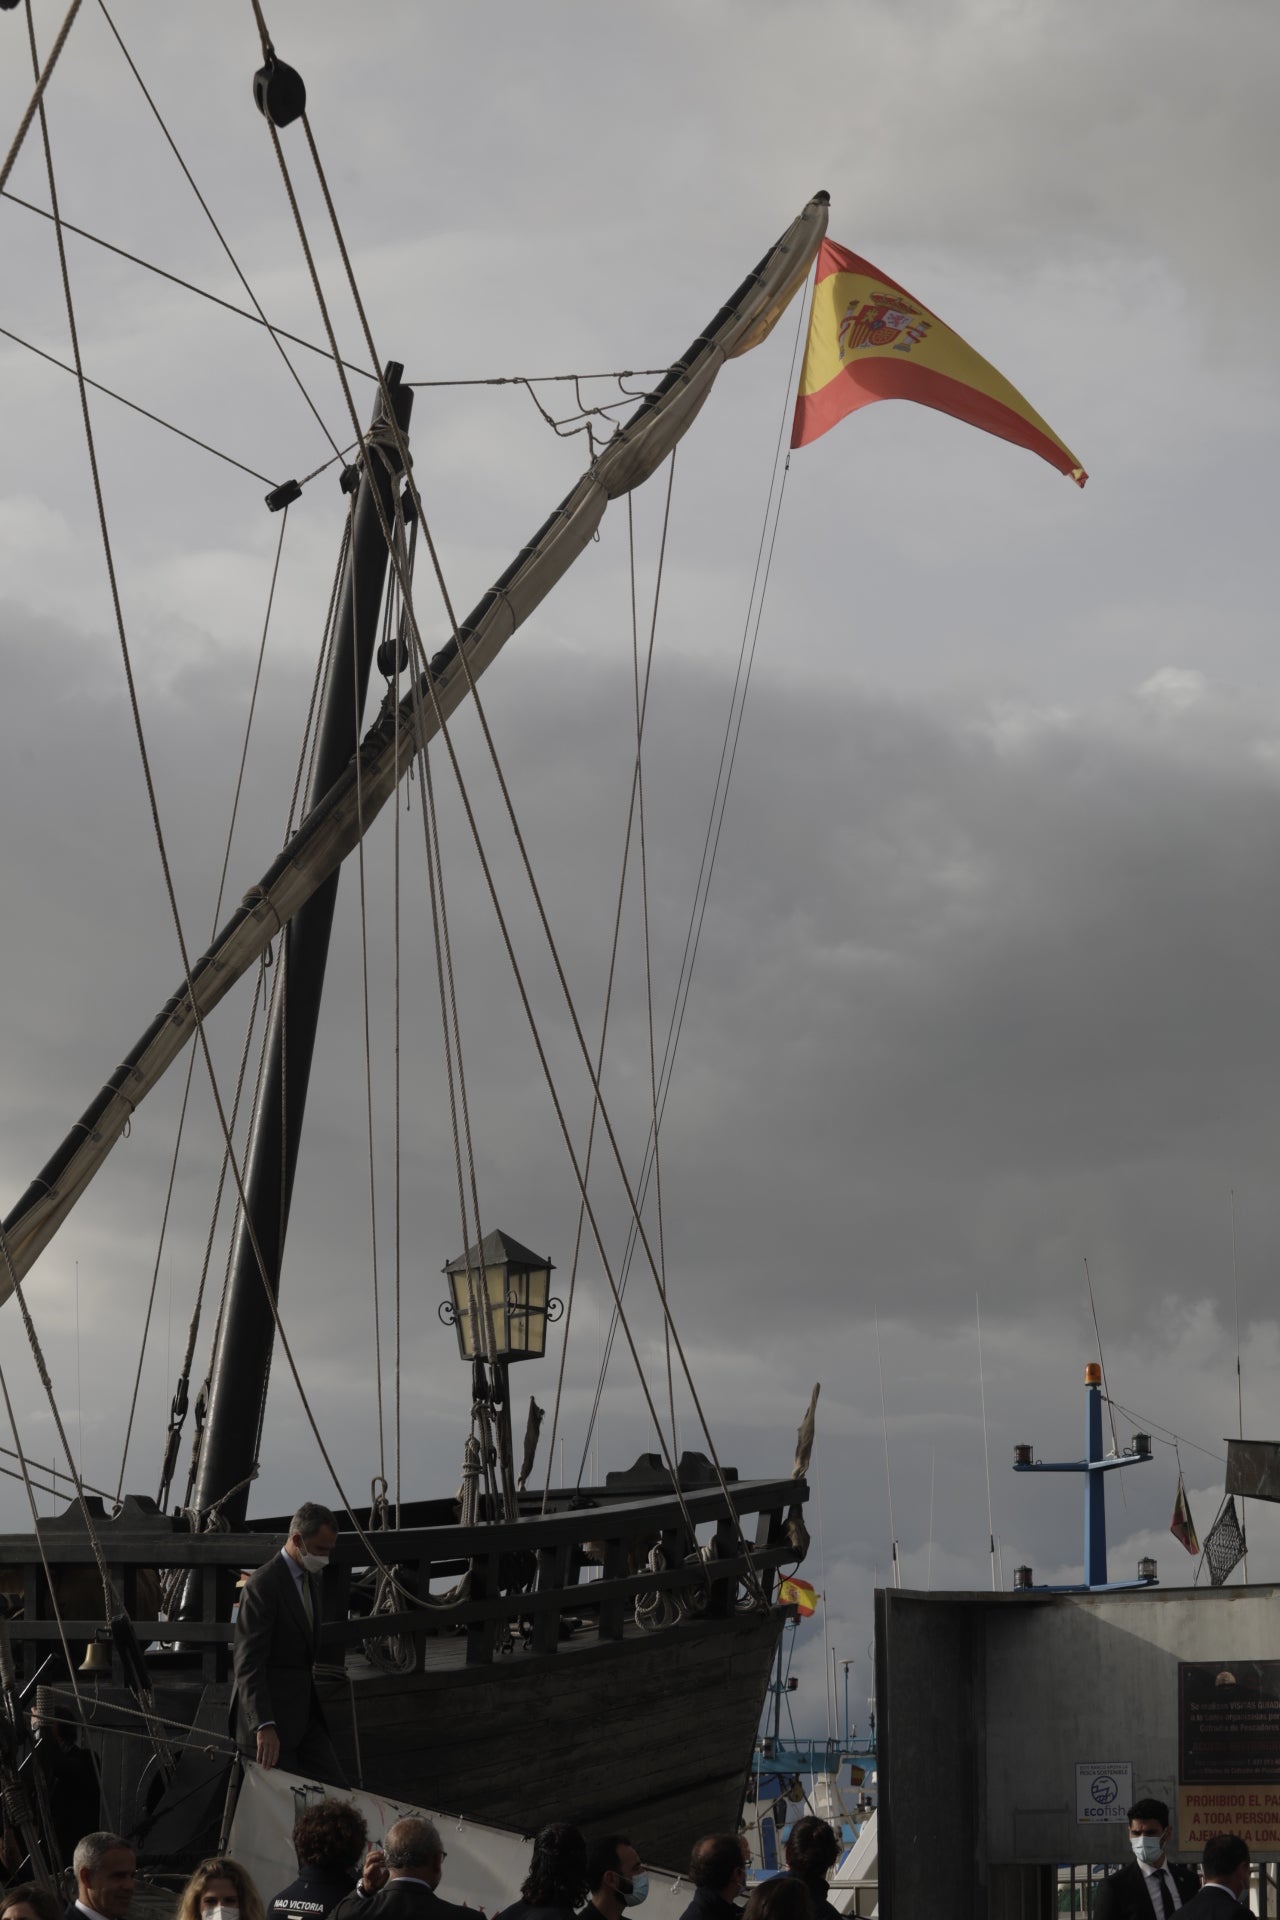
[65,1832,135,1920]
[230,1501,345,1782]
[328,1818,468,1920]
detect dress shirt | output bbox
[1140,1862,1183,1913]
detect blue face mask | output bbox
[620,1875,649,1908]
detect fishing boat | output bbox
[0,13,827,1881]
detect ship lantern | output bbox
[440,1229,561,1364]
[1013,1565,1033,1590]
[1130,1432,1152,1459]
[1013,1443,1033,1467]
[1138,1556,1157,1583]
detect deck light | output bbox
[1014,1443,1033,1466]
[1013,1565,1033,1589]
[1138,1557,1157,1583]
[1130,1432,1152,1458]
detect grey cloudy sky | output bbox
[2,0,1280,1733]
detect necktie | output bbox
[301,1575,314,1632]
[1155,1868,1175,1918]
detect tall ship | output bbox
[0,9,828,1879]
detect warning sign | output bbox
[1076,1761,1132,1824]
[1178,1786,1280,1853]
[1179,1660,1280,1857]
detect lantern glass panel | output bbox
[507,1267,549,1357]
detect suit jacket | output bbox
[1094,1859,1201,1920]
[1176,1888,1244,1918]
[231,1550,326,1753]
[330,1880,472,1920]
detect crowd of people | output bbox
[0,1791,1262,1918]
[0,1812,847,1920]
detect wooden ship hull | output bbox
[1,1471,806,1872]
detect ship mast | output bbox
[184,367,412,1537]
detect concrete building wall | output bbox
[984,1585,1280,1865]
[878,1583,1280,1914]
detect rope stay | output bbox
[0,192,826,1293]
[96,0,342,462]
[249,57,773,1594]
[543,462,679,1504]
[119,505,292,1507]
[579,282,808,1474]
[1,63,827,1599]
[13,2,412,1604]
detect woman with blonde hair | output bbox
[176,1857,267,1920]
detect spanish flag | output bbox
[1171,1473,1200,1556]
[778,1577,817,1617]
[791,239,1086,485]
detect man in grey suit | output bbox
[231,1500,344,1782]
[1178,1834,1250,1916]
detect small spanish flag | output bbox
[791,238,1086,486]
[778,1577,818,1617]
[1171,1474,1200,1557]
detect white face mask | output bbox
[1131,1834,1165,1866]
[206,1906,240,1920]
[298,1549,330,1574]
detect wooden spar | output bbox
[0,191,829,1298]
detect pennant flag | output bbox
[1171,1474,1200,1556]
[1203,1495,1247,1588]
[778,1576,818,1617]
[791,238,1086,485]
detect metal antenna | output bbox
[976,1295,997,1590]
[1231,1189,1247,1583]
[875,1307,900,1587]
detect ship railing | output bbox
[0,1474,806,1681]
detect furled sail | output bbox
[1,192,829,1299]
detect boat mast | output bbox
[184,366,412,1536]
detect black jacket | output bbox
[784,1875,840,1920]
[1177,1889,1246,1919]
[331,1881,471,1920]
[1094,1859,1201,1920]
[38,1736,101,1866]
[268,1865,357,1920]
[494,1902,580,1920]
[231,1551,327,1754]
[677,1891,741,1920]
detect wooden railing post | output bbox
[596,1534,627,1641]
[465,1552,496,1666]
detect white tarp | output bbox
[227,1764,698,1919]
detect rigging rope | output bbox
[15,2,404,1603]
[0,0,81,198]
[95,0,342,461]
[242,41,763,1584]
[541,461,677,1506]
[4,179,668,405]
[118,505,292,1506]
[0,324,275,484]
[0,1346,95,1742]
[579,286,807,1469]
[630,486,678,1465]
